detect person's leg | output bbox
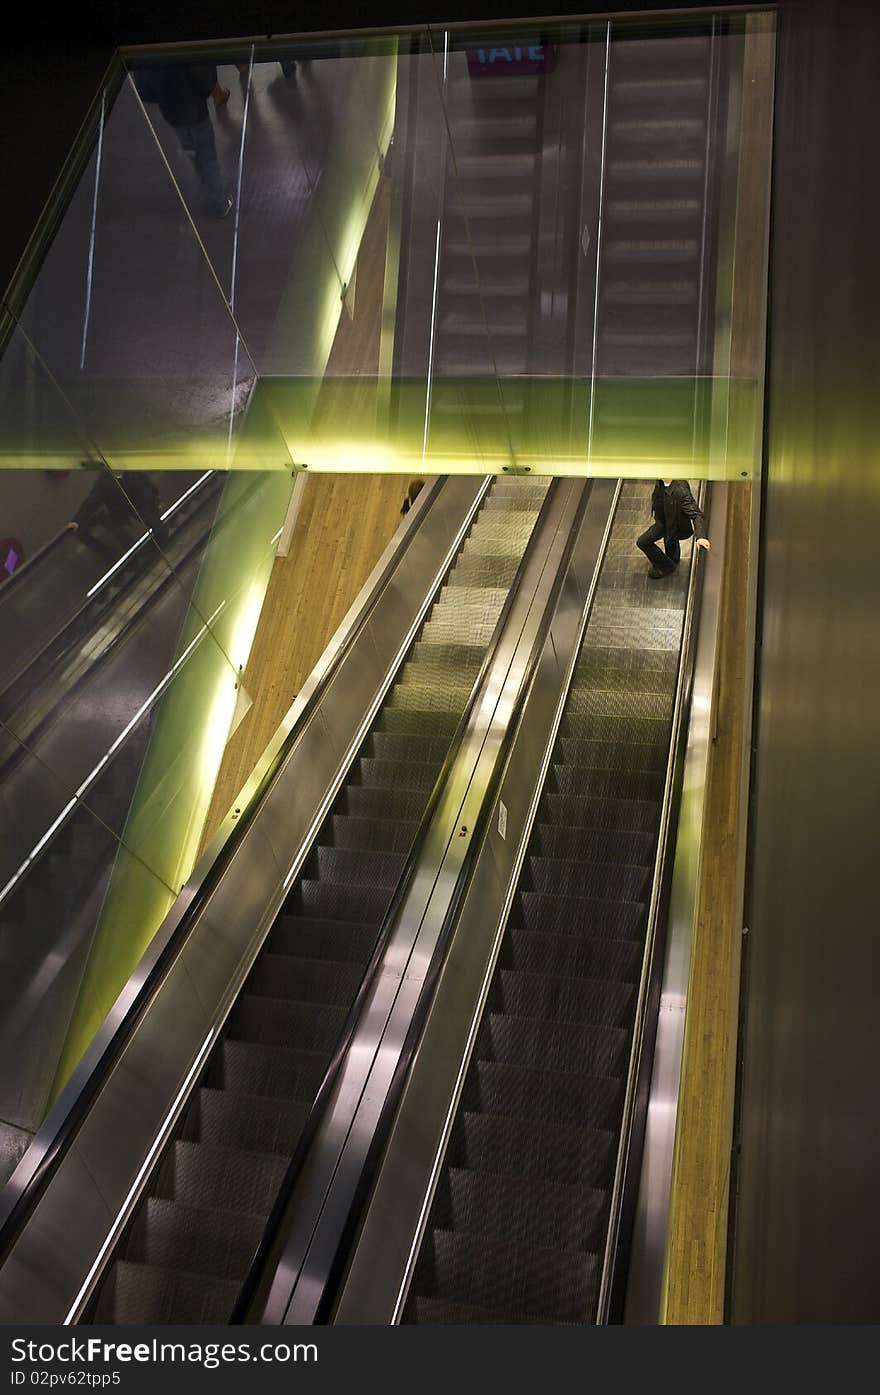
[190,118,229,217]
[664,535,681,567]
[636,521,673,571]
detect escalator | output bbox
[400,482,689,1323]
[0,470,228,1154]
[86,477,550,1323]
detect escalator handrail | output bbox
[596,480,713,1323]
[0,475,451,1263]
[298,479,601,1326]
[232,475,563,1324]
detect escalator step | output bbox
[495,969,635,1028]
[230,993,348,1053]
[368,731,455,766]
[453,1111,618,1190]
[524,854,652,902]
[156,1140,287,1215]
[416,1227,599,1324]
[288,878,391,925]
[557,712,670,746]
[330,815,418,855]
[340,785,429,823]
[503,926,643,983]
[130,1197,264,1281]
[561,687,673,722]
[246,954,365,1008]
[468,1060,623,1133]
[540,792,659,834]
[356,758,441,793]
[270,915,378,966]
[312,846,408,890]
[511,889,646,940]
[376,708,460,739]
[95,1260,238,1324]
[479,1013,629,1079]
[546,764,663,802]
[526,822,654,867]
[553,737,669,773]
[406,1294,545,1325]
[210,1039,330,1102]
[438,1167,608,1254]
[189,1087,310,1156]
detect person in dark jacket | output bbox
[154,65,232,219]
[69,469,168,563]
[636,479,710,578]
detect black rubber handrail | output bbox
[231,475,564,1324]
[0,475,449,1262]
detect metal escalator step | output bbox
[567,665,678,697]
[229,993,348,1053]
[130,1197,265,1281]
[246,954,365,1009]
[376,708,460,740]
[611,76,708,104]
[557,712,670,746]
[416,1227,599,1324]
[527,821,654,867]
[368,731,454,765]
[312,845,407,890]
[480,1013,629,1079]
[329,814,418,855]
[524,853,652,903]
[468,1059,623,1134]
[454,1111,618,1190]
[210,1039,330,1102]
[496,969,635,1028]
[95,1260,238,1324]
[579,643,681,675]
[157,1140,287,1215]
[540,792,659,834]
[289,878,391,925]
[559,688,673,722]
[189,1087,310,1156]
[553,737,669,773]
[341,785,429,823]
[511,889,646,940]
[355,758,441,793]
[384,682,473,715]
[270,915,378,965]
[440,1167,608,1255]
[545,764,664,801]
[504,927,642,984]
[397,643,486,673]
[406,1294,545,1324]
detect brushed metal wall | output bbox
[731,0,880,1323]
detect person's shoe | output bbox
[280,59,297,80]
[213,86,230,109]
[648,565,673,579]
[216,197,234,220]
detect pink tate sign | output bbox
[466,43,557,77]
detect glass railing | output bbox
[0,10,774,1158]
